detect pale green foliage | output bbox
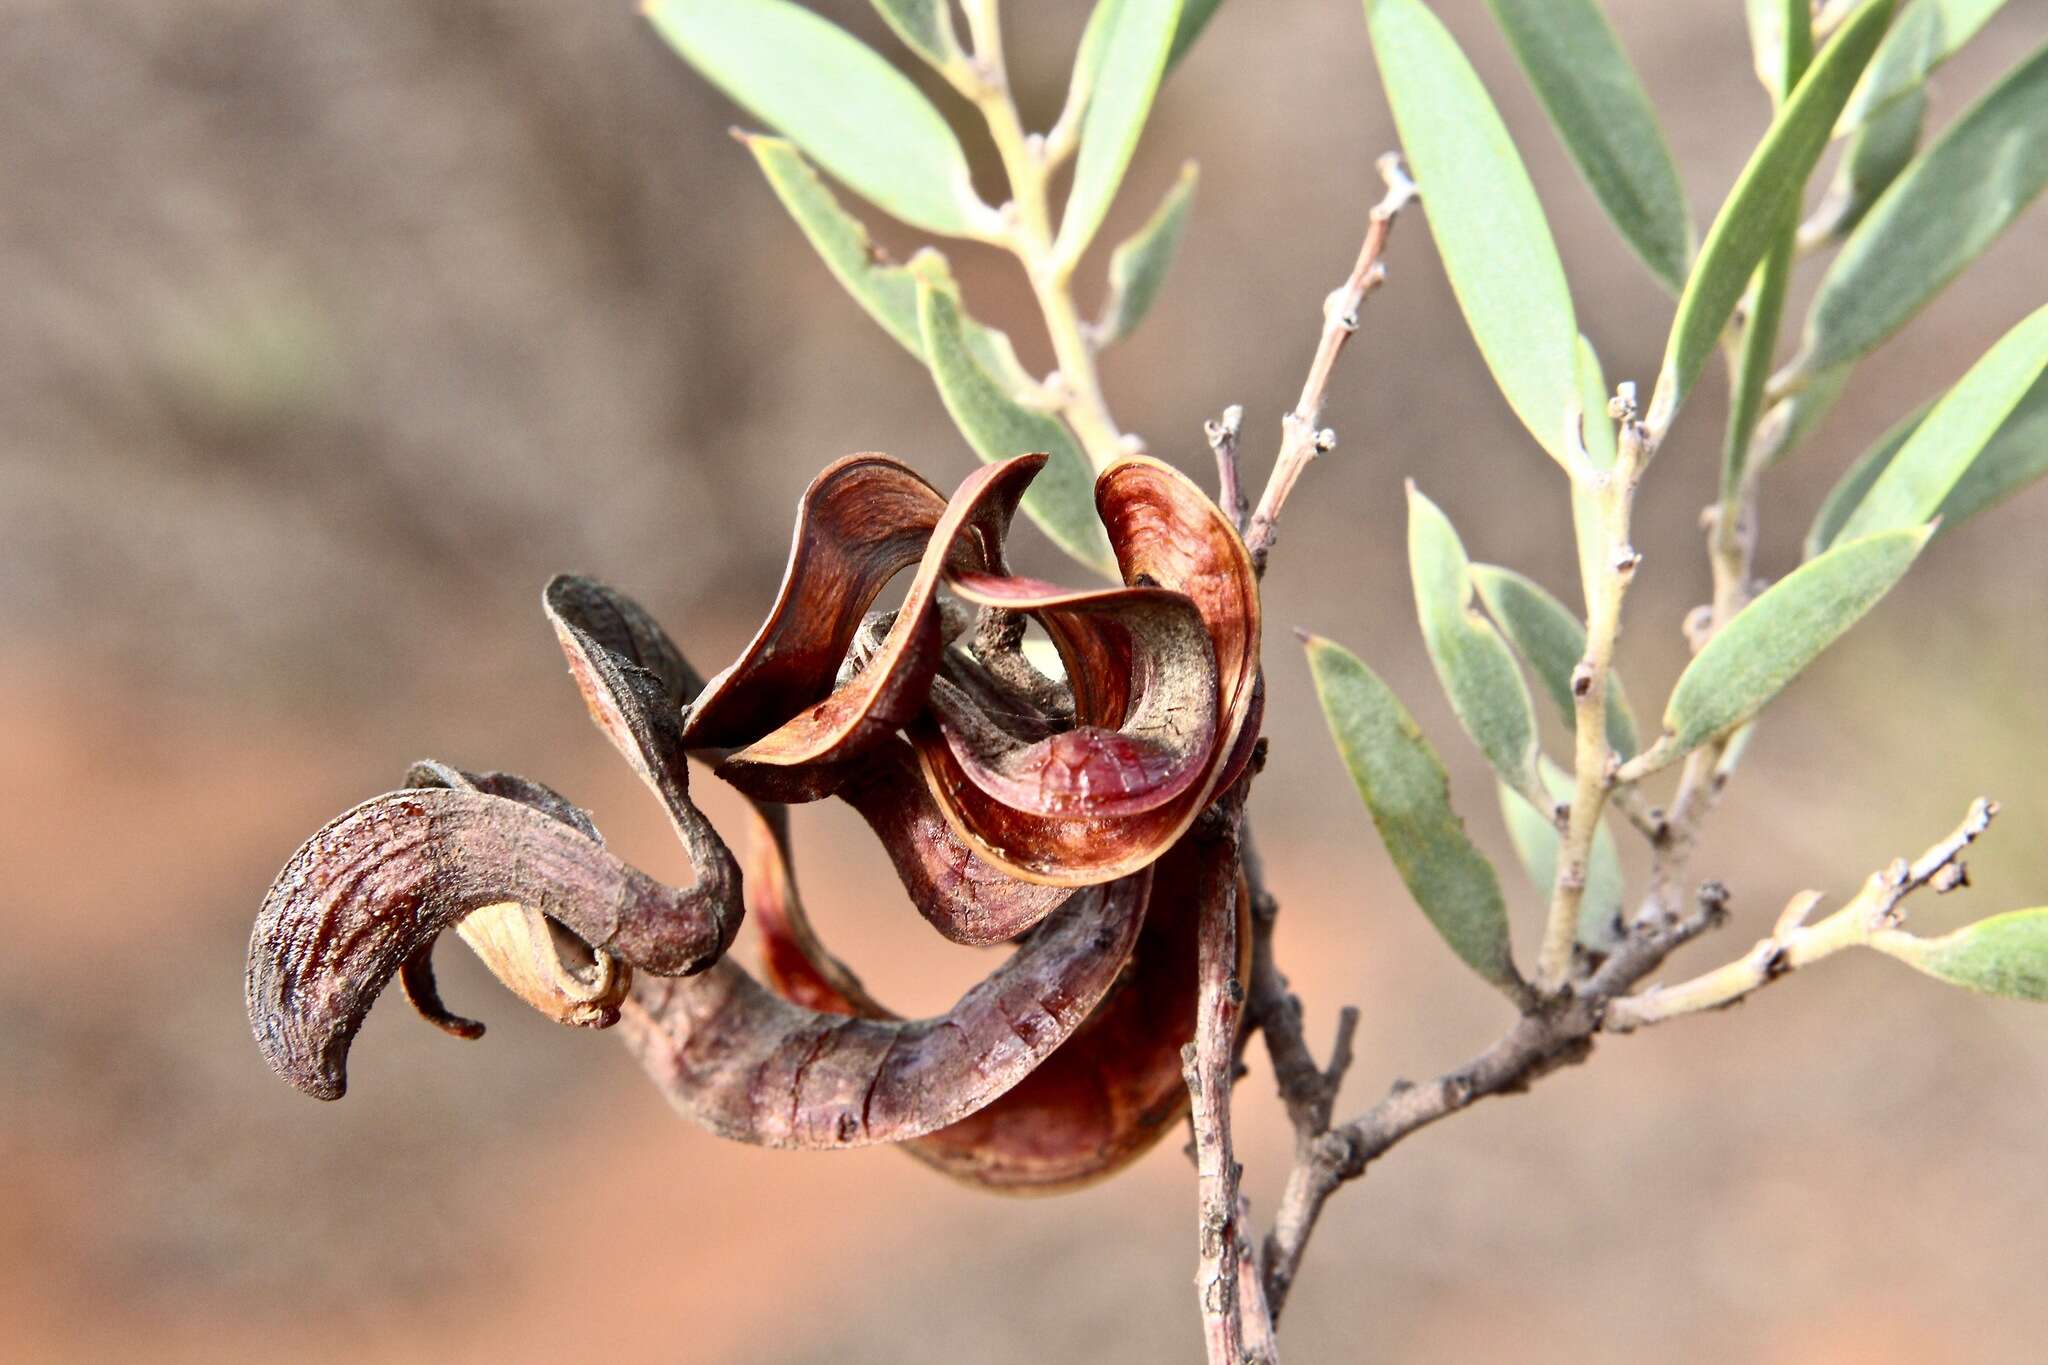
[1095,162,1198,348]
[1499,762,1625,953]
[1817,83,1926,239]
[1661,526,1931,756]
[1470,563,1638,759]
[913,260,1116,574]
[1407,487,1542,802]
[645,0,982,236]
[1833,304,2048,540]
[1841,0,2010,131]
[1305,636,1519,993]
[1365,0,1578,464]
[1878,909,2048,1001]
[1809,370,2048,555]
[1569,336,1616,610]
[1795,41,2048,379]
[1486,0,1692,290]
[867,0,959,72]
[1058,0,1183,267]
[742,136,1033,391]
[1651,0,1892,433]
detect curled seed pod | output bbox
[747,790,1245,1190]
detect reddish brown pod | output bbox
[246,450,1262,1186]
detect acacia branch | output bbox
[1537,396,1652,986]
[1259,887,1728,1317]
[1244,154,1414,576]
[1610,799,1997,1030]
[1183,790,1267,1364]
[962,0,1128,470]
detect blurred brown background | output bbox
[4,1,2047,1360]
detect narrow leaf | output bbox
[1486,0,1692,290]
[1661,525,1931,756]
[1367,0,1578,462]
[1810,83,1926,242]
[1304,635,1520,992]
[1724,0,1810,495]
[1471,563,1639,759]
[868,0,960,71]
[1062,0,1219,148]
[1095,161,1198,347]
[1795,41,2048,379]
[1650,0,1892,434]
[1841,0,2009,132]
[1723,219,1798,498]
[1498,762,1625,953]
[1805,401,1929,557]
[646,0,984,237]
[1169,0,1227,68]
[1743,0,1793,98]
[1809,367,2048,555]
[1408,486,1542,800]
[1877,908,2048,1002]
[743,135,1034,393]
[1058,0,1184,267]
[913,259,1116,574]
[1836,303,2048,540]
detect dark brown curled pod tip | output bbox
[540,574,705,711]
[838,740,1075,947]
[745,795,1246,1192]
[615,864,1153,1149]
[397,942,488,1041]
[247,785,737,1101]
[712,454,1042,796]
[543,574,743,962]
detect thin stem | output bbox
[1259,890,1730,1317]
[1609,799,1997,1029]
[1245,154,1414,575]
[1537,401,1650,988]
[1207,404,1248,530]
[1183,795,1258,1364]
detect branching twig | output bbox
[1260,887,1728,1315]
[1244,154,1415,576]
[1207,404,1248,532]
[1609,799,1998,1029]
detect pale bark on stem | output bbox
[1611,799,1998,1030]
[1207,404,1248,532]
[1182,793,1260,1364]
[1244,154,1414,576]
[1537,404,1651,988]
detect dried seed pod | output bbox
[839,740,1075,946]
[618,865,1152,1148]
[746,790,1246,1190]
[247,784,738,1100]
[681,455,950,749]
[711,455,1039,798]
[913,457,1261,885]
[397,763,629,1038]
[935,571,1218,820]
